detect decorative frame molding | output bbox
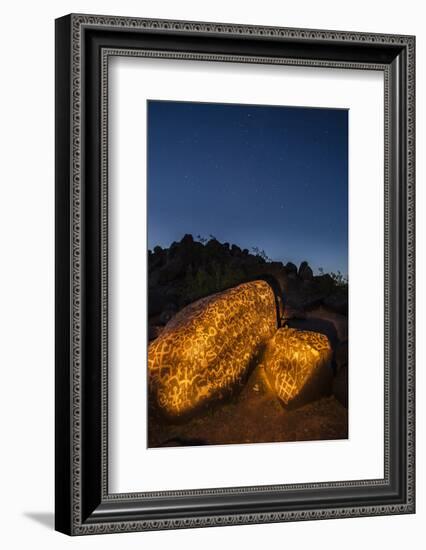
[55,14,415,535]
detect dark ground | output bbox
[148,364,348,448]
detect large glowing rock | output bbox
[261,327,332,407]
[148,280,277,418]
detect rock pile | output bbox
[148,235,348,413]
[148,234,347,325]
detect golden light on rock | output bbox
[261,327,332,406]
[148,280,277,418]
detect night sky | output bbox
[147,100,348,276]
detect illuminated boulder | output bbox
[261,327,332,407]
[148,280,277,418]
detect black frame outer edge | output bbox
[55,15,72,535]
[55,14,414,535]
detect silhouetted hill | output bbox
[148,234,348,323]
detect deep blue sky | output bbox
[147,100,348,275]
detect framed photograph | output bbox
[55,14,415,535]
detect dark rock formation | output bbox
[148,234,348,342]
[298,261,314,281]
[334,341,349,372]
[333,365,348,408]
[285,261,298,276]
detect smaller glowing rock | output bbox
[261,327,332,407]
